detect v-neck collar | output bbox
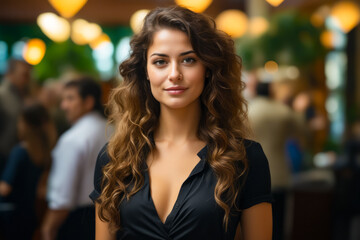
[144,144,209,228]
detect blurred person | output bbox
[243,70,259,102]
[41,77,111,240]
[38,79,70,136]
[292,90,327,155]
[0,102,56,240]
[248,82,305,240]
[0,59,32,172]
[271,79,295,106]
[91,6,272,240]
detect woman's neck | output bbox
[155,101,201,144]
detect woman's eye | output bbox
[153,59,166,66]
[183,57,196,64]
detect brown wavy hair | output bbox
[98,6,250,231]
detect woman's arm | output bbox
[95,203,116,240]
[238,202,272,240]
[0,146,26,196]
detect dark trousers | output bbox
[57,205,95,240]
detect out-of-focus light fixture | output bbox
[311,5,331,27]
[320,30,346,49]
[248,17,269,36]
[92,41,114,60]
[116,37,131,64]
[320,31,335,49]
[264,60,278,74]
[215,10,248,38]
[130,9,150,34]
[285,66,300,79]
[175,0,212,13]
[37,12,70,42]
[23,39,46,65]
[12,41,26,59]
[330,1,360,33]
[48,0,88,18]
[71,19,102,45]
[90,33,111,49]
[265,0,284,7]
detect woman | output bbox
[90,6,272,240]
[0,102,56,240]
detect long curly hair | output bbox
[98,6,250,231]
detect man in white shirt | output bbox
[42,77,111,240]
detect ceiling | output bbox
[0,0,336,26]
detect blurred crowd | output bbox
[0,59,112,240]
[0,58,359,240]
[244,70,360,240]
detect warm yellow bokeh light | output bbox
[71,19,102,45]
[320,31,335,49]
[175,0,212,13]
[311,5,331,27]
[331,1,360,33]
[23,39,46,65]
[265,0,285,7]
[37,12,70,42]
[248,17,269,36]
[264,60,279,74]
[311,13,325,27]
[90,33,111,49]
[216,10,248,38]
[130,9,150,34]
[48,0,88,18]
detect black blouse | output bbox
[90,140,272,240]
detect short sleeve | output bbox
[1,145,26,185]
[89,144,110,202]
[238,140,272,209]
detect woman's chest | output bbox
[117,169,238,239]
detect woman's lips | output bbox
[164,86,187,95]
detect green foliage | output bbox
[33,40,98,83]
[0,24,49,45]
[102,26,133,44]
[0,23,133,82]
[236,10,326,70]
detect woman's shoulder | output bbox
[95,143,110,169]
[9,143,28,158]
[243,139,264,156]
[238,139,272,209]
[242,139,269,167]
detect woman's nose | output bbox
[168,62,182,82]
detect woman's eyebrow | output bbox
[179,50,195,56]
[150,50,195,58]
[150,53,168,57]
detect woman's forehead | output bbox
[147,29,193,55]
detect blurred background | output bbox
[0,0,359,240]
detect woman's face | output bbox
[146,28,206,110]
